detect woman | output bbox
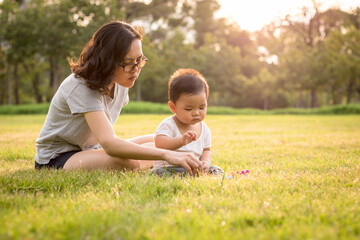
[34,21,200,175]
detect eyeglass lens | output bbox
[124,59,147,72]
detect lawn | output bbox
[0,114,359,240]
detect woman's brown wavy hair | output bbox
[69,21,142,94]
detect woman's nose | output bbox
[130,65,140,73]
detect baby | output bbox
[153,68,222,176]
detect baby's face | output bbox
[173,91,207,125]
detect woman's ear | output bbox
[168,101,176,113]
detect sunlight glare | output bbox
[217,0,360,32]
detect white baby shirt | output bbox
[154,115,211,169]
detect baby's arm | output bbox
[155,130,197,150]
[200,148,211,172]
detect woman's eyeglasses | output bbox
[120,56,147,73]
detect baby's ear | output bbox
[168,101,176,113]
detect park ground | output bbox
[0,114,359,239]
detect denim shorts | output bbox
[151,165,224,177]
[35,150,81,169]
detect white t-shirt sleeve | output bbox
[155,117,175,137]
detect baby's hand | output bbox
[201,161,211,173]
[182,130,197,145]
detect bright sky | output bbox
[217,0,360,32]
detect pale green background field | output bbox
[0,115,359,239]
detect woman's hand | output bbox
[182,130,197,145]
[163,150,201,176]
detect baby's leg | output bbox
[127,134,155,144]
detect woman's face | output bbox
[112,39,143,89]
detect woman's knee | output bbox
[128,159,140,170]
[110,157,140,170]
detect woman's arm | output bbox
[84,111,201,174]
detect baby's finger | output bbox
[189,131,197,140]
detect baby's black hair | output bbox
[168,69,209,103]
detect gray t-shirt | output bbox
[35,73,129,164]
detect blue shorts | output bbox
[151,165,224,177]
[35,150,81,169]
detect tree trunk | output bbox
[34,73,43,103]
[311,88,318,108]
[354,82,360,103]
[296,91,304,108]
[58,66,64,88]
[7,63,12,105]
[50,57,59,92]
[306,91,311,108]
[332,93,337,105]
[48,57,59,101]
[346,78,355,104]
[354,88,359,103]
[336,91,343,105]
[263,96,269,110]
[23,63,43,103]
[13,63,20,105]
[116,0,126,9]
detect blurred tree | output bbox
[0,0,18,104]
[259,1,357,108]
[324,24,360,104]
[257,68,277,110]
[135,30,196,102]
[1,0,122,103]
[115,0,191,42]
[193,0,220,48]
[0,0,358,108]
[193,33,246,107]
[0,49,6,104]
[215,20,259,78]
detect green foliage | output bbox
[0,115,360,239]
[0,103,50,114]
[0,0,359,110]
[1,102,360,115]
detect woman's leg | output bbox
[137,142,155,170]
[63,149,140,170]
[64,135,156,170]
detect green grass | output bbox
[1,102,360,115]
[1,114,360,239]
